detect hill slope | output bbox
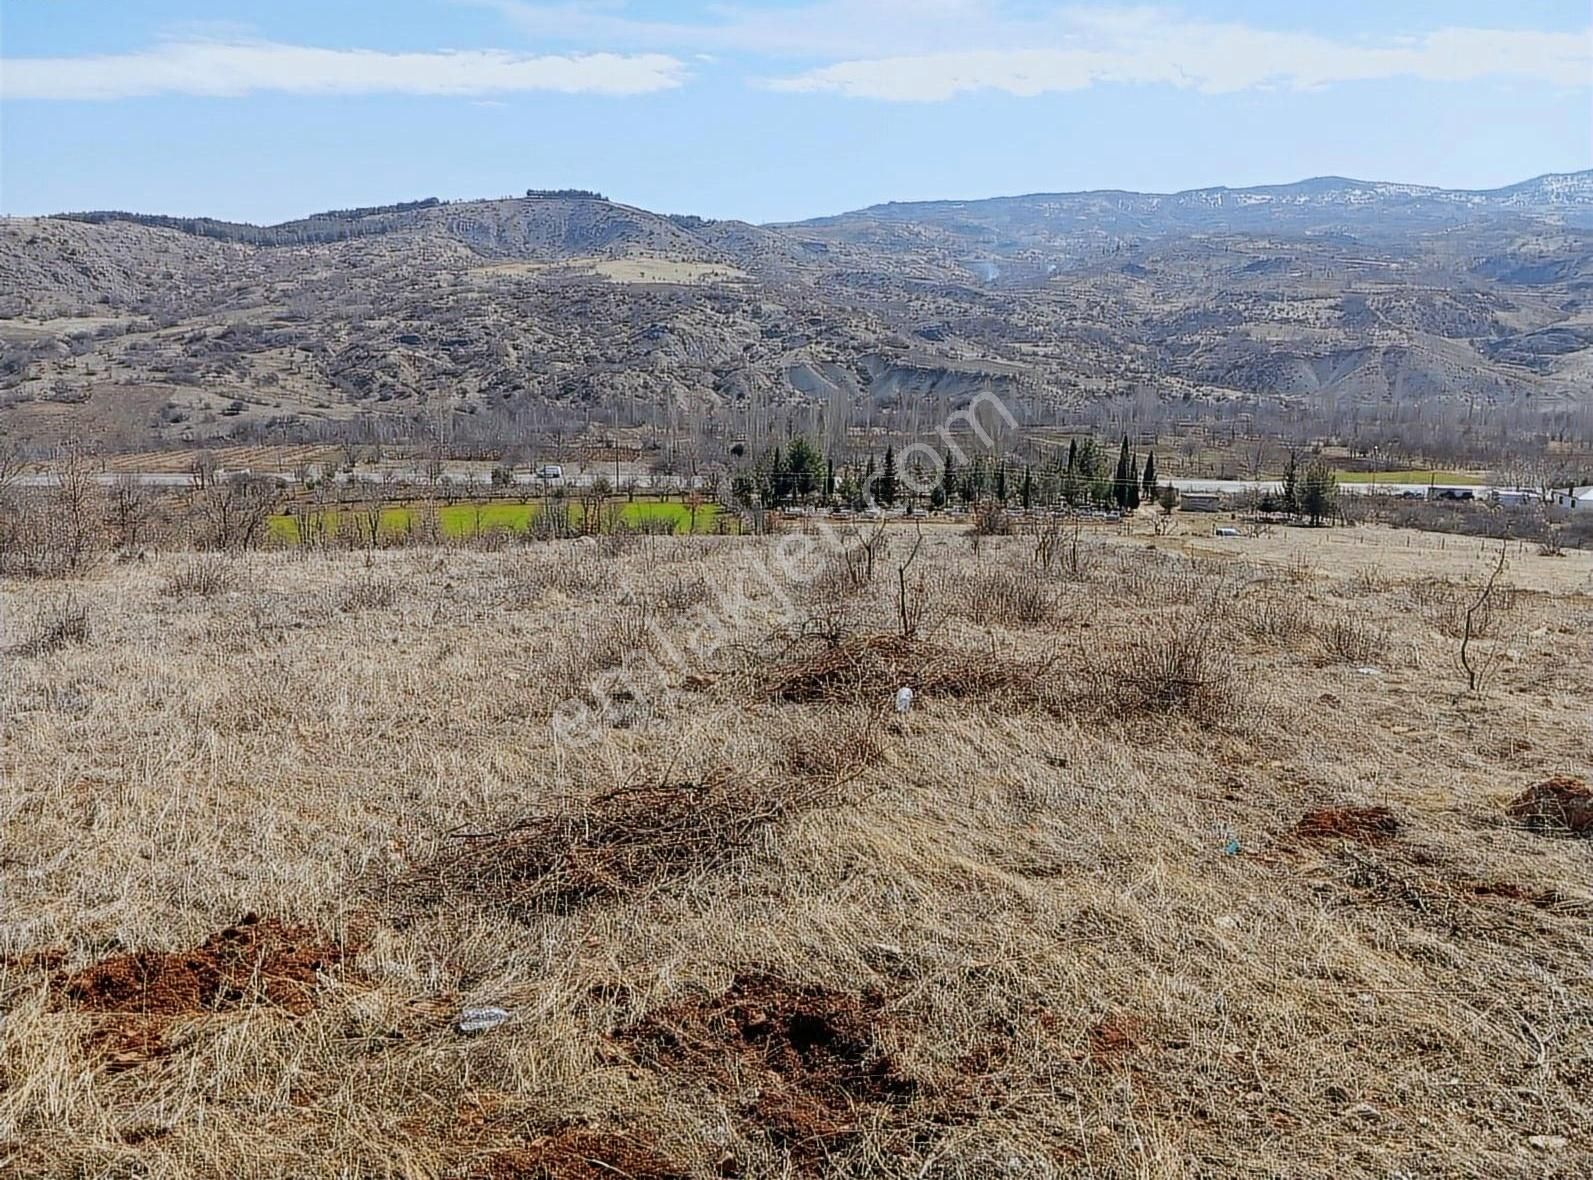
[2,174,1592,449]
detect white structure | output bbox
[1551,486,1593,512]
[1490,489,1539,508]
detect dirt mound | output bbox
[763,633,1055,706]
[478,1128,686,1180]
[57,914,342,1016]
[1294,805,1401,846]
[1507,776,1593,836]
[54,915,346,1068]
[618,972,915,1170]
[416,769,835,913]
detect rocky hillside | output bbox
[2,173,1591,449]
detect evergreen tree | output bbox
[1021,465,1033,509]
[1300,461,1339,526]
[1066,437,1077,474]
[825,456,836,501]
[1141,451,1157,497]
[768,445,784,506]
[1126,455,1141,509]
[783,436,825,502]
[1281,450,1300,516]
[942,450,957,505]
[1114,436,1131,508]
[877,446,898,507]
[995,461,1008,503]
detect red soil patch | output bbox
[477,1128,686,1180]
[618,972,915,1171]
[53,914,346,1067]
[1293,805,1401,846]
[1086,1014,1145,1065]
[1508,776,1593,836]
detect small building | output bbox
[1551,485,1593,512]
[1179,491,1223,513]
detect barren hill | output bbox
[3,174,1592,449]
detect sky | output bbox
[1,1,1589,224]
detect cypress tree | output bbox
[1141,451,1157,496]
[995,461,1008,503]
[878,445,898,506]
[1281,450,1300,516]
[1066,437,1077,473]
[1126,455,1141,509]
[1021,465,1033,509]
[1114,436,1131,508]
[942,450,956,503]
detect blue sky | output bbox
[1,2,1588,224]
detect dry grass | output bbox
[4,528,1593,1177]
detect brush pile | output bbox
[420,769,826,912]
[762,632,1057,706]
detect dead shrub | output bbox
[654,570,711,611]
[340,575,398,612]
[510,549,609,599]
[1411,577,1518,639]
[1316,611,1388,665]
[414,768,832,912]
[12,595,92,655]
[967,499,1013,537]
[950,567,1057,627]
[1096,606,1235,721]
[1239,590,1315,648]
[160,554,233,598]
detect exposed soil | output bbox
[1293,805,1401,846]
[1507,776,1593,836]
[57,914,343,1016]
[617,972,916,1172]
[1087,1014,1146,1065]
[53,914,346,1067]
[476,1128,687,1180]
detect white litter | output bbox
[895,686,914,714]
[456,1007,511,1035]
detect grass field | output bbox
[4,522,1592,1177]
[266,497,724,542]
[1332,468,1487,485]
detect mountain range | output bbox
[2,171,1591,451]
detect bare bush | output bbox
[1317,611,1389,665]
[340,575,398,612]
[11,594,91,655]
[1239,589,1316,649]
[161,554,233,598]
[967,500,1014,541]
[1097,603,1236,721]
[951,567,1058,627]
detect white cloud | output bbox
[480,1,1592,101]
[0,39,690,100]
[765,22,1593,101]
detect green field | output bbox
[268,499,724,543]
[1331,469,1487,486]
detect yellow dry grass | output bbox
[2,526,1591,1177]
